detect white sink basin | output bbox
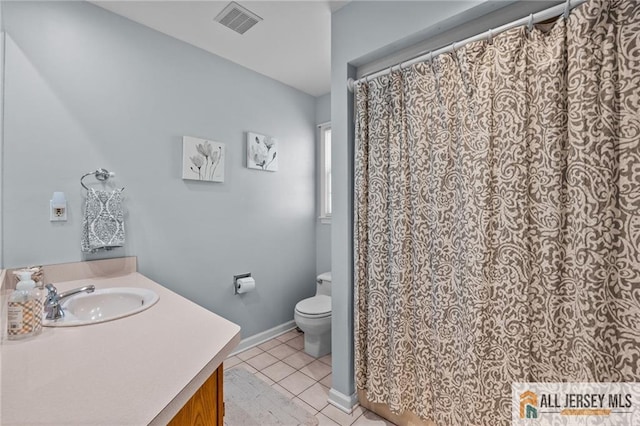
[43,287,159,327]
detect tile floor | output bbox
[225,329,395,425]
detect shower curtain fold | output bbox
[353,1,640,425]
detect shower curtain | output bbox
[353,0,640,424]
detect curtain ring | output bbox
[564,0,571,19]
[452,42,458,52]
[488,29,494,44]
[428,52,433,63]
[527,13,534,32]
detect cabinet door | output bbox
[168,364,224,426]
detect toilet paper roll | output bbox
[236,277,256,294]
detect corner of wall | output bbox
[315,91,331,276]
[0,268,5,342]
[0,1,5,270]
[328,388,359,414]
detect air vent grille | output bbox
[214,2,263,35]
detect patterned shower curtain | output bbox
[353,0,640,424]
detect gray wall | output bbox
[2,1,317,338]
[315,93,330,276]
[329,0,556,409]
[0,1,4,270]
[315,92,331,124]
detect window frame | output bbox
[318,122,331,224]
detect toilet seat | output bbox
[295,295,331,318]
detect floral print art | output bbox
[182,136,225,182]
[247,132,278,171]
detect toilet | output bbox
[294,272,331,358]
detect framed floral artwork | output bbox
[247,132,278,172]
[182,136,225,182]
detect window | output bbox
[319,123,331,222]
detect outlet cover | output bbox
[50,200,67,221]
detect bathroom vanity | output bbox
[0,257,241,425]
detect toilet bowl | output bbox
[294,272,331,358]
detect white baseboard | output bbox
[328,388,359,414]
[230,320,297,356]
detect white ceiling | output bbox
[92,1,348,97]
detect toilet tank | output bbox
[316,272,332,296]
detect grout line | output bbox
[275,368,297,384]
[234,347,265,363]
[293,397,319,416]
[350,410,366,425]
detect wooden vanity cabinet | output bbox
[168,364,224,426]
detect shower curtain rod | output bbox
[347,0,587,92]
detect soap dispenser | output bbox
[7,272,37,340]
[29,274,44,336]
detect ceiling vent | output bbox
[214,2,263,35]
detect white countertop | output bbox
[1,272,241,425]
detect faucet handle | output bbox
[44,284,60,320]
[45,284,58,302]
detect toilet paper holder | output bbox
[234,272,252,295]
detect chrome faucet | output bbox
[44,283,96,320]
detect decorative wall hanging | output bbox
[182,136,225,182]
[247,132,278,172]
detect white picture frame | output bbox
[182,136,225,182]
[247,132,278,172]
